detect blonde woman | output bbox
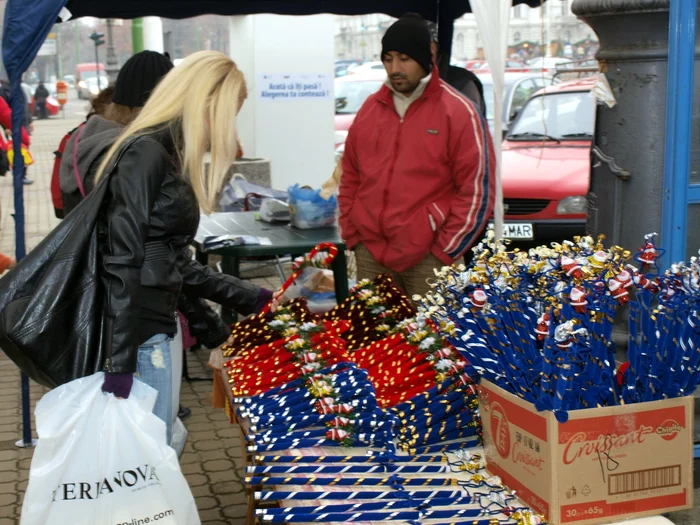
[95,51,273,444]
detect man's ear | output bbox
[430,42,439,65]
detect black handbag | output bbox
[0,139,136,388]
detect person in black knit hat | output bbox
[338,13,496,302]
[380,15,433,96]
[107,50,174,125]
[59,50,174,213]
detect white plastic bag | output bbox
[20,373,201,525]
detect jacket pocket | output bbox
[428,202,447,232]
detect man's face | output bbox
[382,51,426,95]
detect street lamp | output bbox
[89,31,105,91]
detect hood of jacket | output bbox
[59,115,124,194]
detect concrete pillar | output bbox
[142,16,164,53]
[228,14,335,190]
[571,0,700,250]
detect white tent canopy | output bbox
[470,0,512,242]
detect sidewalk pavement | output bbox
[0,113,281,524]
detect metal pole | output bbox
[74,22,80,64]
[106,19,119,82]
[8,75,34,448]
[54,37,60,81]
[661,0,696,264]
[57,31,63,79]
[95,43,101,92]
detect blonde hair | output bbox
[95,50,248,213]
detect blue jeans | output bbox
[136,333,173,444]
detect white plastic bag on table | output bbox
[20,373,200,525]
[285,264,337,313]
[259,198,291,222]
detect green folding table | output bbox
[194,212,348,320]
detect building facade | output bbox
[334,0,597,63]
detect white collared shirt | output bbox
[386,73,432,119]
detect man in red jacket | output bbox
[339,14,496,300]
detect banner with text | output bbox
[258,73,332,102]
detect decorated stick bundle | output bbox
[418,232,700,422]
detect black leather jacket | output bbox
[177,294,230,350]
[99,131,261,374]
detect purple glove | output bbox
[102,372,134,399]
[254,287,274,314]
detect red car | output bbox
[498,76,597,243]
[465,60,487,70]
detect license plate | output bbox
[503,223,533,239]
[488,223,534,240]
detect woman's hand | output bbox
[102,372,134,399]
[270,288,285,312]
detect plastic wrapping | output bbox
[288,184,338,229]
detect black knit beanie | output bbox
[112,50,174,108]
[381,15,432,74]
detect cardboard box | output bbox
[479,379,694,525]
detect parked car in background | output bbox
[335,59,362,77]
[63,74,76,87]
[75,63,106,99]
[471,59,529,73]
[78,76,109,99]
[347,61,385,75]
[497,76,597,244]
[334,70,385,150]
[526,57,572,71]
[465,60,487,70]
[476,72,556,136]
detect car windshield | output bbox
[508,91,595,140]
[335,80,383,114]
[81,70,103,80]
[87,77,108,87]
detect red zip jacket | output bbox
[339,67,496,273]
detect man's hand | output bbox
[7,258,16,270]
[29,123,34,133]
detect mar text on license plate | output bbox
[502,223,533,239]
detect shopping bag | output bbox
[218,173,288,212]
[288,184,338,229]
[20,373,201,525]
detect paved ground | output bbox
[0,102,699,525]
[0,108,282,524]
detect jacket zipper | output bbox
[377,97,428,265]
